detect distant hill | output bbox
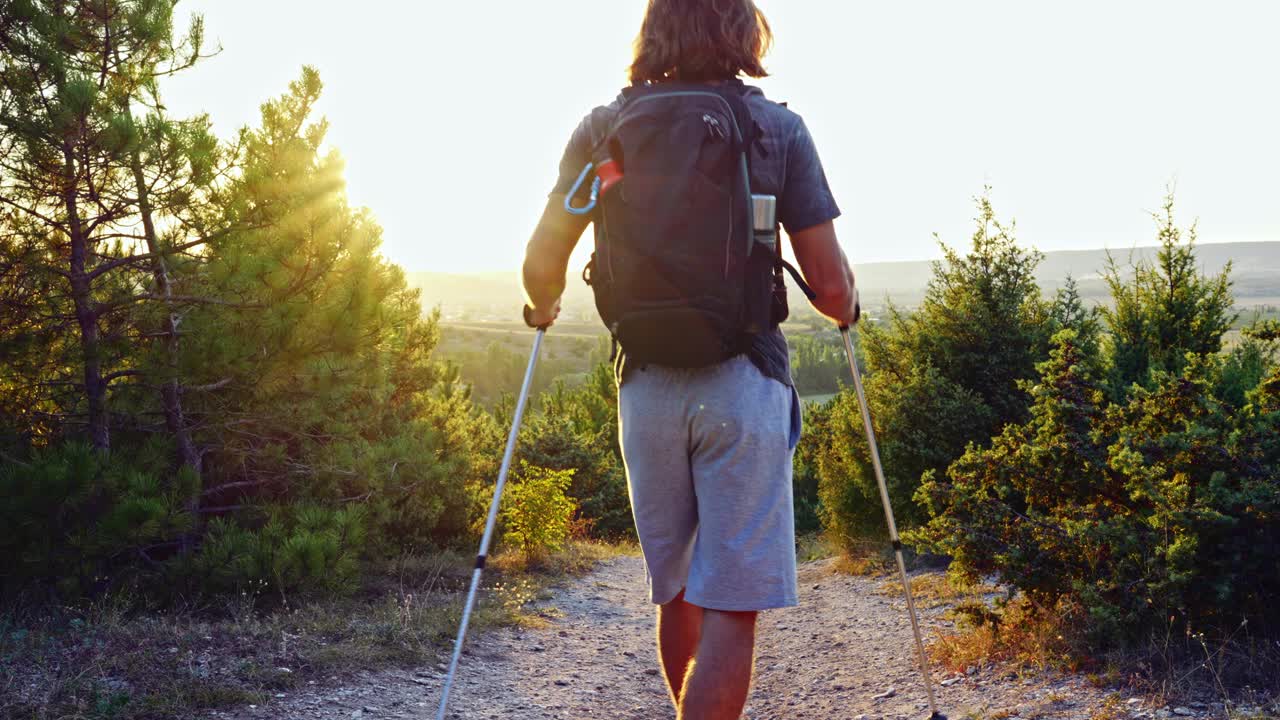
[406,241,1280,321]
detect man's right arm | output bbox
[788,220,859,326]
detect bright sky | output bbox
[163,1,1280,273]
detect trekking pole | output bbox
[435,327,546,720]
[839,323,947,720]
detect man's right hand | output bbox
[787,220,860,327]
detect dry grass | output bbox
[930,595,1280,716]
[930,596,1084,675]
[795,533,838,563]
[1086,693,1128,720]
[874,570,1000,610]
[0,540,633,720]
[825,536,897,576]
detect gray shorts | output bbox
[618,355,802,611]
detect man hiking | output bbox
[521,1,859,718]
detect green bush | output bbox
[912,331,1280,647]
[501,463,577,561]
[790,334,847,397]
[517,366,634,539]
[792,398,832,534]
[816,194,1051,553]
[816,363,992,552]
[187,505,366,602]
[0,441,195,598]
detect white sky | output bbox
[163,1,1280,273]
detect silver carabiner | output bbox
[564,162,601,216]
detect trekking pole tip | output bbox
[928,712,948,720]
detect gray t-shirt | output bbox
[550,81,842,386]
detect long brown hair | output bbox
[630,0,773,84]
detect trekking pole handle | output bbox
[837,302,861,332]
[522,304,554,330]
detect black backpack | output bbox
[575,81,810,368]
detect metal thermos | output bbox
[752,194,778,251]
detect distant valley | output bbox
[407,241,1280,322]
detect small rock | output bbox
[276,667,292,674]
[872,687,896,700]
[554,679,569,686]
[623,650,636,657]
[1172,708,1193,717]
[644,668,660,676]
[532,645,545,652]
[1127,699,1143,706]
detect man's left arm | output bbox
[521,195,591,328]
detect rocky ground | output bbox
[207,555,1270,720]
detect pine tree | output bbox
[0,0,223,467]
[1103,193,1236,395]
[817,192,1053,549]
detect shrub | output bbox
[501,463,577,561]
[816,363,992,552]
[912,332,1280,653]
[816,193,1051,553]
[0,440,195,599]
[187,505,366,602]
[792,398,832,535]
[517,366,634,539]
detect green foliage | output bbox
[518,365,633,538]
[1050,275,1104,374]
[789,334,847,397]
[1103,195,1236,396]
[912,331,1280,646]
[792,398,833,534]
[0,441,195,597]
[817,362,993,548]
[187,506,366,600]
[1215,318,1280,409]
[501,463,577,560]
[441,334,597,408]
[816,193,1049,552]
[176,69,488,555]
[0,19,491,601]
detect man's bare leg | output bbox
[678,608,758,720]
[657,589,703,708]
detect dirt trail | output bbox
[208,555,1203,720]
